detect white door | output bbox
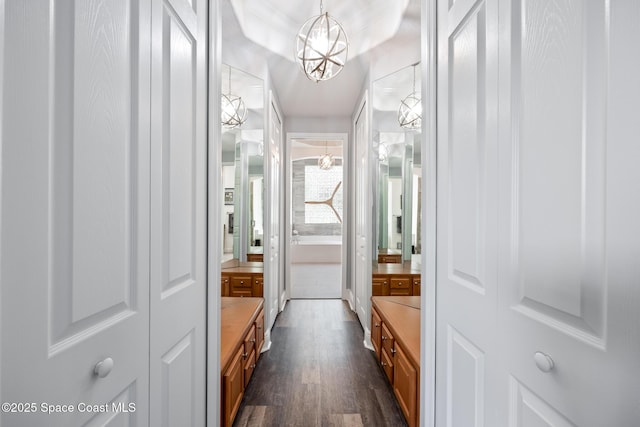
[1,1,152,425]
[353,96,371,331]
[436,0,640,425]
[266,95,283,337]
[149,0,207,425]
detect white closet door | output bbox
[353,95,371,331]
[149,0,207,425]
[497,1,640,425]
[436,0,501,424]
[1,1,152,425]
[266,95,283,336]
[436,0,640,425]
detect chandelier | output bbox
[221,66,247,129]
[295,0,349,82]
[318,141,334,170]
[398,63,422,130]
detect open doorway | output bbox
[285,134,346,299]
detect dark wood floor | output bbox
[233,299,408,427]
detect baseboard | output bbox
[261,329,272,353]
[363,327,374,351]
[344,289,355,312]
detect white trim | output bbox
[420,0,437,426]
[206,0,222,425]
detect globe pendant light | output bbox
[221,66,247,129]
[318,141,334,170]
[398,63,422,130]
[295,0,348,82]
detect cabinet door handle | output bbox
[242,352,248,359]
[94,358,114,378]
[381,361,386,367]
[250,338,256,343]
[534,352,554,372]
[390,347,396,355]
[381,335,387,341]
[251,364,256,369]
[374,323,380,328]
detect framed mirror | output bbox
[372,64,422,265]
[221,63,265,264]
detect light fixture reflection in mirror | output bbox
[373,63,422,264]
[221,66,248,129]
[398,63,422,130]
[220,64,264,264]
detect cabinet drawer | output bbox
[390,277,411,289]
[243,324,256,358]
[381,346,394,383]
[231,276,252,288]
[381,322,395,356]
[389,287,412,296]
[371,308,382,360]
[243,350,256,388]
[230,288,252,298]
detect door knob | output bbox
[534,352,554,373]
[94,357,114,378]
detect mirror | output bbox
[372,64,422,264]
[221,63,264,264]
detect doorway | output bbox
[285,134,347,299]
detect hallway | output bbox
[233,300,407,427]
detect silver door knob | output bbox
[94,357,114,378]
[534,352,554,373]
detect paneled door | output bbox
[353,96,371,331]
[1,1,152,425]
[149,0,208,425]
[436,0,640,425]
[266,95,283,337]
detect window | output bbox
[304,165,343,223]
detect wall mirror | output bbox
[372,64,422,265]
[221,63,265,264]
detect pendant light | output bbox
[295,0,349,82]
[318,141,334,170]
[398,63,422,130]
[221,66,247,129]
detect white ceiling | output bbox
[222,0,421,118]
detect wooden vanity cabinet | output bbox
[371,296,420,427]
[372,262,421,296]
[221,298,264,427]
[246,253,263,262]
[378,253,401,263]
[221,270,263,297]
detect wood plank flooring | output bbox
[233,299,408,427]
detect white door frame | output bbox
[420,0,437,426]
[284,132,349,301]
[206,1,222,425]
